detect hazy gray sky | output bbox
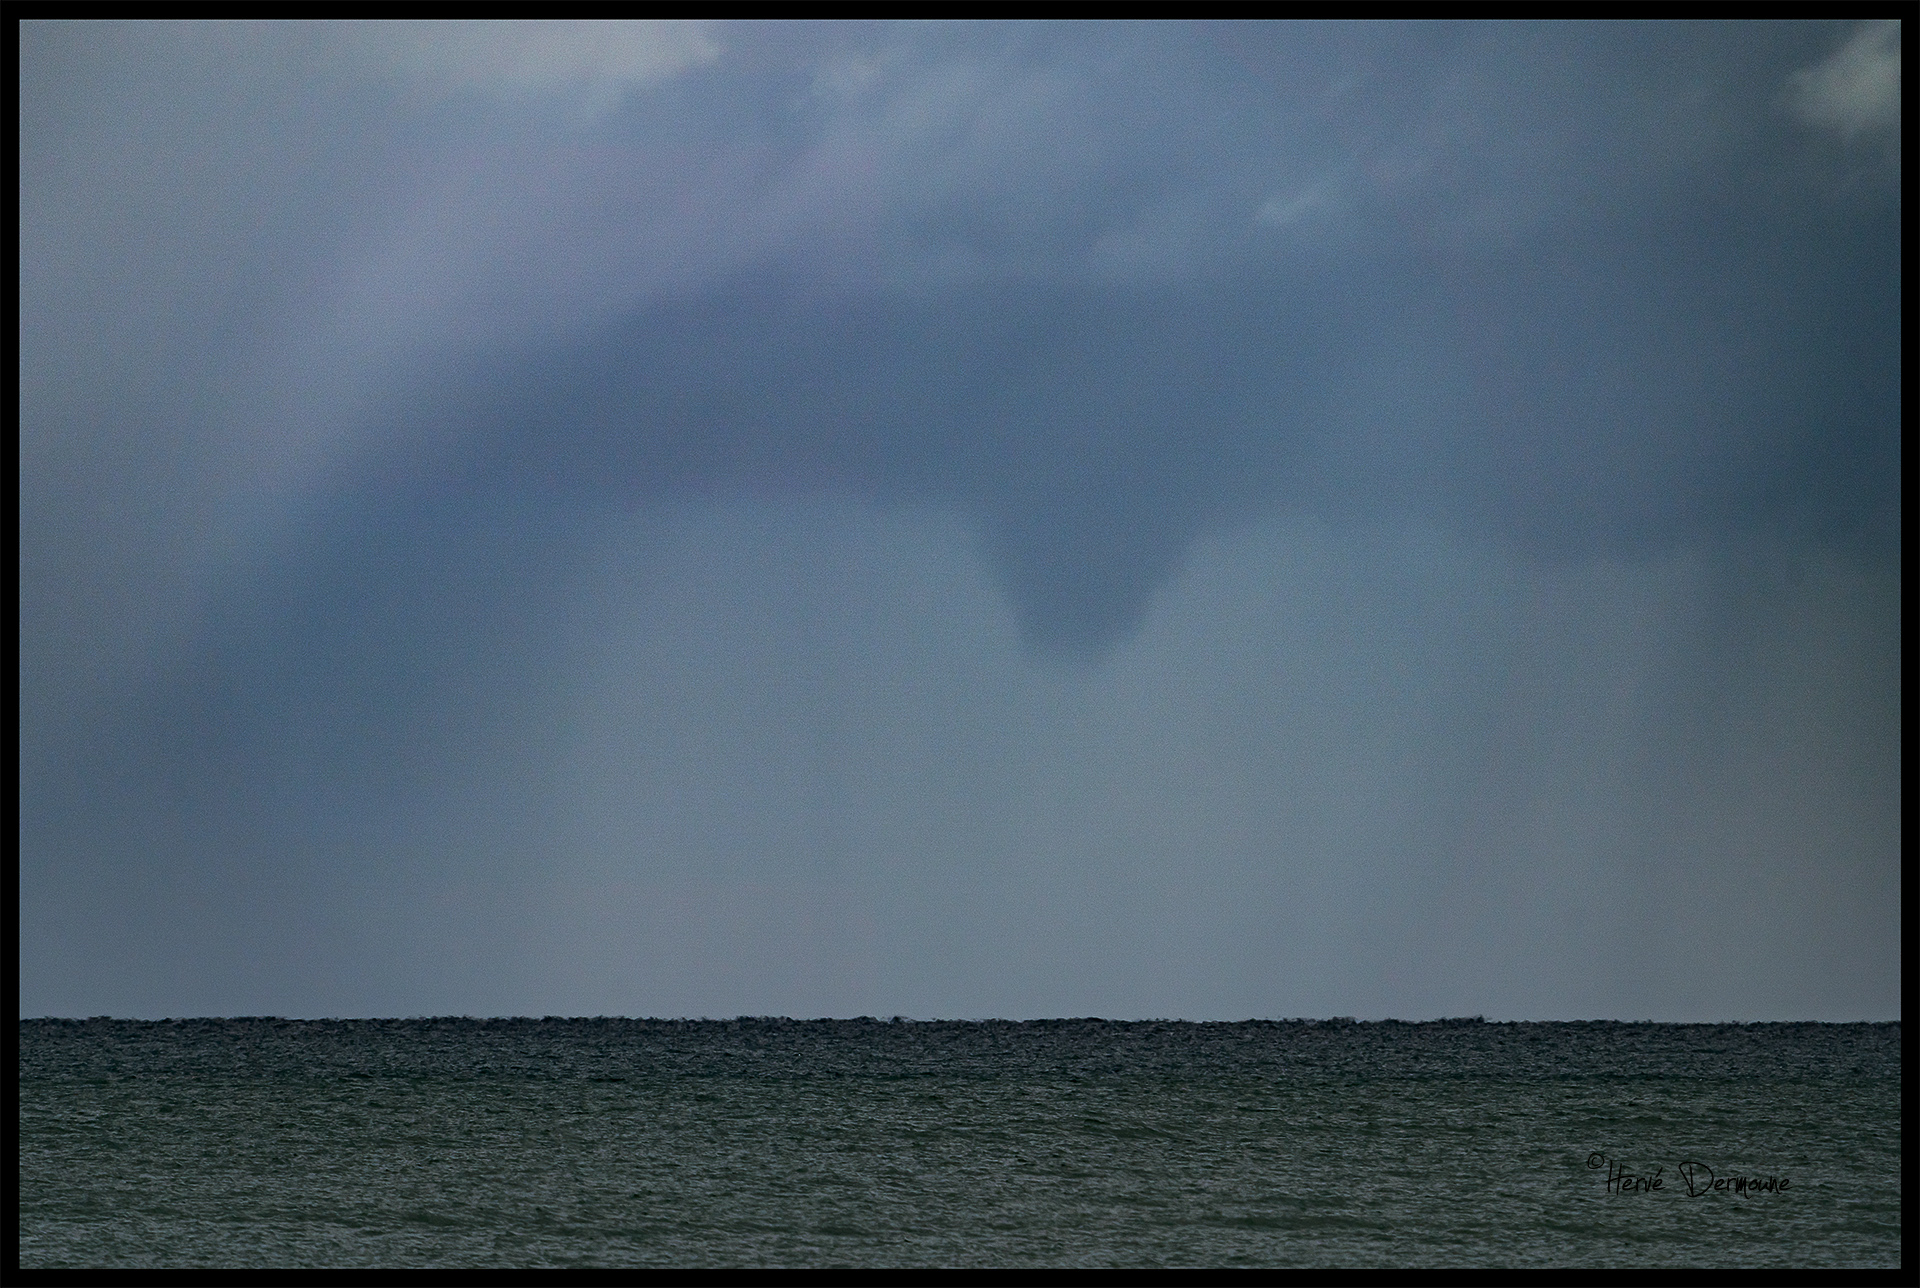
[20,20,1900,1020]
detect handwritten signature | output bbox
[1587,1153,1790,1196]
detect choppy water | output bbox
[18,1018,1900,1268]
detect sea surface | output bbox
[17,1017,1901,1268]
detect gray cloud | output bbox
[1787,19,1900,142]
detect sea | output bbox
[17,1017,1902,1269]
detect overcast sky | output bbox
[20,20,1900,1021]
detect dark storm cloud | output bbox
[21,20,1898,663]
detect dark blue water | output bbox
[18,1018,1901,1267]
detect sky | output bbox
[19,20,1901,1021]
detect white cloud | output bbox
[1256,179,1342,230]
[363,20,722,115]
[1788,20,1901,140]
